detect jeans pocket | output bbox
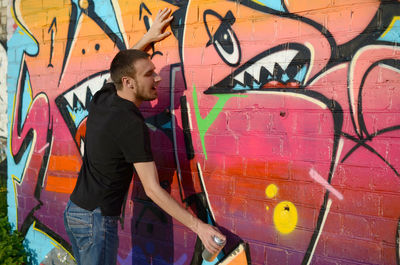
[66,211,93,251]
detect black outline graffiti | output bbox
[58,0,127,86]
[47,17,57,68]
[203,9,241,67]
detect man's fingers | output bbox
[158,8,171,20]
[160,17,173,29]
[205,240,219,254]
[159,31,171,40]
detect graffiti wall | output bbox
[5,0,400,264]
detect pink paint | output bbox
[37,143,49,153]
[309,168,344,200]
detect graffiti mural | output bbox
[0,41,6,160]
[6,0,400,264]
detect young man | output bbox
[64,8,225,265]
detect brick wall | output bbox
[5,0,400,265]
[0,0,7,175]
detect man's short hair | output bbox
[110,49,150,90]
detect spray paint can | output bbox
[201,235,226,262]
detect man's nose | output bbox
[154,73,162,83]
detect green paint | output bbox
[192,85,246,160]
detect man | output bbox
[64,8,225,265]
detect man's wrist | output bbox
[142,32,155,44]
[189,215,200,234]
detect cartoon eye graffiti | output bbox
[204,10,241,67]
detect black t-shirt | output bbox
[70,83,153,216]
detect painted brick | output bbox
[336,164,373,190]
[370,217,398,245]
[265,246,288,265]
[277,228,314,251]
[342,213,372,240]
[323,211,343,234]
[382,243,398,265]
[234,176,269,200]
[234,218,277,245]
[286,250,305,265]
[247,242,266,265]
[245,157,267,178]
[325,236,381,264]
[334,189,381,217]
[381,194,400,219]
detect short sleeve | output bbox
[117,119,153,163]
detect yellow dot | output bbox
[266,206,269,211]
[273,201,298,234]
[79,0,89,9]
[265,184,278,198]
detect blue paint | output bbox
[252,81,261,89]
[91,0,125,47]
[117,245,188,265]
[23,224,57,265]
[6,140,32,230]
[281,73,289,82]
[254,0,285,12]
[294,65,307,83]
[162,120,172,129]
[20,72,33,126]
[233,83,251,91]
[378,19,400,42]
[66,99,89,128]
[145,242,155,254]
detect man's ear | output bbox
[121,76,135,89]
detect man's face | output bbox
[132,58,161,102]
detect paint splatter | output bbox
[273,201,297,234]
[265,184,278,198]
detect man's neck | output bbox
[116,88,142,108]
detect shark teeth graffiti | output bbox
[205,43,310,94]
[55,71,110,155]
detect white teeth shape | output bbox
[234,49,299,85]
[64,73,110,109]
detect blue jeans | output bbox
[64,200,119,265]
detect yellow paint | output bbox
[265,184,278,198]
[252,0,267,6]
[69,112,76,122]
[380,16,400,38]
[11,174,19,228]
[79,0,89,9]
[273,201,297,234]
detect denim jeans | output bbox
[64,200,119,265]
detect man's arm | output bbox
[131,8,173,51]
[134,161,226,254]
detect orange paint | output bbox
[45,176,77,194]
[48,155,81,172]
[285,0,380,45]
